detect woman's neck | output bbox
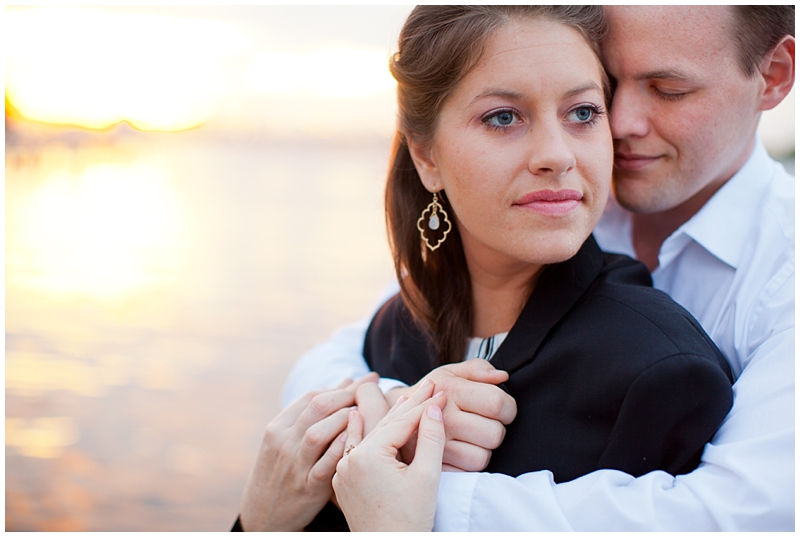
[468,257,543,339]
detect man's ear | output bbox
[407,136,442,193]
[758,35,795,112]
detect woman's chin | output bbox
[521,232,591,266]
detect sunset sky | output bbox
[6,5,794,152]
[6,6,414,136]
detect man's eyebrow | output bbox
[635,69,693,82]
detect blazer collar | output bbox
[490,235,605,375]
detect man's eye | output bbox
[653,87,688,102]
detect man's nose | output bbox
[609,85,650,140]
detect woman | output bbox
[237,5,733,531]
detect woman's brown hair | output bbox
[386,6,608,365]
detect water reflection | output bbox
[6,417,80,459]
[8,160,190,300]
[6,129,395,530]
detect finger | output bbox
[408,403,446,482]
[298,406,351,466]
[345,408,364,450]
[336,377,354,389]
[344,371,380,395]
[389,379,436,420]
[442,463,466,472]
[295,389,357,431]
[270,389,323,431]
[308,430,348,487]
[369,393,446,453]
[442,359,509,384]
[447,378,517,424]
[441,439,493,472]
[443,405,507,449]
[355,383,390,434]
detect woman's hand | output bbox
[239,374,377,531]
[333,380,447,532]
[387,360,516,472]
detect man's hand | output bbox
[387,360,517,471]
[239,373,378,530]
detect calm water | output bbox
[5,127,395,530]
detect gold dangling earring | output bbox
[416,191,452,251]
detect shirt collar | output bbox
[672,139,775,270]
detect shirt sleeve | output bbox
[434,278,794,531]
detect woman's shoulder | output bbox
[577,251,732,379]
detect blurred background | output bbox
[4,5,795,531]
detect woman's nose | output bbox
[527,125,576,177]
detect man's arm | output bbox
[433,279,794,531]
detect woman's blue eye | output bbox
[570,107,594,122]
[495,111,514,125]
[483,110,519,129]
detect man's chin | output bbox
[612,181,672,215]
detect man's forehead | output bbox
[602,6,737,76]
[604,5,732,31]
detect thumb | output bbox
[408,403,446,479]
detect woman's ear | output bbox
[407,137,442,193]
[758,35,795,112]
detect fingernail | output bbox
[340,432,347,443]
[421,379,431,388]
[394,395,406,407]
[432,390,444,398]
[427,405,442,420]
[349,409,358,421]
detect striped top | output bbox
[465,332,509,362]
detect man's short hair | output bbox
[732,6,795,77]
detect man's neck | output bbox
[628,131,758,271]
[631,173,732,271]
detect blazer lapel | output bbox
[490,236,605,375]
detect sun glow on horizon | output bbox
[6,7,401,135]
[5,7,248,131]
[246,47,396,99]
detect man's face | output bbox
[603,6,762,215]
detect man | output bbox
[282,6,794,530]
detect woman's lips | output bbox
[615,152,661,172]
[514,189,582,215]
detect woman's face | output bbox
[412,18,612,274]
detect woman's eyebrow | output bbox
[469,82,602,106]
[562,82,602,100]
[469,89,525,105]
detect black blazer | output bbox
[364,236,733,482]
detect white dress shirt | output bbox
[281,139,795,530]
